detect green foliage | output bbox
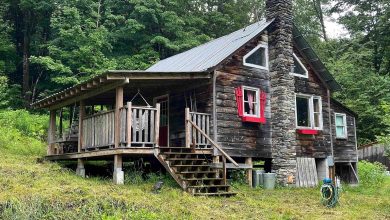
[0,110,47,156]
[357,160,387,187]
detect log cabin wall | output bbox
[214,33,272,158]
[293,47,332,159]
[330,102,358,162]
[168,83,213,147]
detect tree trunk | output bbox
[312,0,327,41]
[22,10,32,105]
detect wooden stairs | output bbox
[155,147,237,196]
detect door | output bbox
[154,95,169,147]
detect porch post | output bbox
[115,86,124,148]
[113,154,124,184]
[155,103,161,147]
[185,107,190,148]
[78,100,85,152]
[48,110,56,155]
[76,158,85,177]
[126,102,132,147]
[245,157,253,187]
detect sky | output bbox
[324,16,349,39]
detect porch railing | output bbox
[185,108,238,184]
[82,102,160,149]
[186,111,212,148]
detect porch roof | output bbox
[32,70,211,109]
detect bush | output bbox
[358,160,387,187]
[0,110,47,156]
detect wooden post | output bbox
[155,103,160,147]
[78,101,85,152]
[59,108,63,140]
[246,157,253,187]
[114,86,124,148]
[48,110,56,155]
[222,155,227,185]
[185,108,190,148]
[113,154,124,184]
[76,158,85,177]
[126,102,132,147]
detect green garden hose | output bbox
[320,179,339,208]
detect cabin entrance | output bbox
[154,95,169,147]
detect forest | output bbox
[0,0,389,145]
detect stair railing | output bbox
[185,108,238,184]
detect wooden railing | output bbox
[81,102,160,149]
[185,108,238,184]
[187,111,212,148]
[82,110,115,149]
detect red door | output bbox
[155,96,169,147]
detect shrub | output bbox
[358,160,387,187]
[0,110,47,156]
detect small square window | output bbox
[335,113,347,139]
[291,53,308,78]
[243,87,260,117]
[243,44,268,70]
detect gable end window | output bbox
[234,86,266,123]
[295,94,322,130]
[243,44,268,70]
[335,113,347,139]
[290,53,308,78]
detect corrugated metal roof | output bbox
[147,19,272,72]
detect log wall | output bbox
[215,34,272,158]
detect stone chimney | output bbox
[266,0,297,185]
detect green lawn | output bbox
[0,150,389,219]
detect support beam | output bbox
[113,155,124,184]
[245,157,253,187]
[114,86,124,148]
[48,110,57,155]
[76,159,85,177]
[78,100,85,152]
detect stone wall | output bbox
[266,0,297,185]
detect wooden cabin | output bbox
[33,2,359,195]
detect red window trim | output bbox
[235,86,266,124]
[297,129,318,135]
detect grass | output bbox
[0,149,389,219]
[0,110,389,219]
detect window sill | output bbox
[242,116,266,124]
[296,129,319,135]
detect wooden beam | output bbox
[48,110,57,155]
[246,157,253,187]
[114,86,124,148]
[126,102,132,147]
[45,148,155,160]
[154,103,161,147]
[48,79,129,110]
[78,100,85,152]
[185,108,191,148]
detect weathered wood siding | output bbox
[169,84,213,147]
[330,101,358,162]
[293,48,332,159]
[215,34,272,158]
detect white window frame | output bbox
[242,86,260,117]
[243,43,269,70]
[334,113,348,139]
[290,53,308,78]
[295,94,323,130]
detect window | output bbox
[295,94,322,130]
[335,113,347,139]
[234,86,266,123]
[243,87,260,117]
[290,53,308,78]
[243,44,268,70]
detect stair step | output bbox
[187,185,230,188]
[193,192,237,196]
[182,177,223,181]
[170,164,211,167]
[162,152,203,155]
[177,171,217,174]
[166,158,205,161]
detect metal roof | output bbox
[147,19,273,72]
